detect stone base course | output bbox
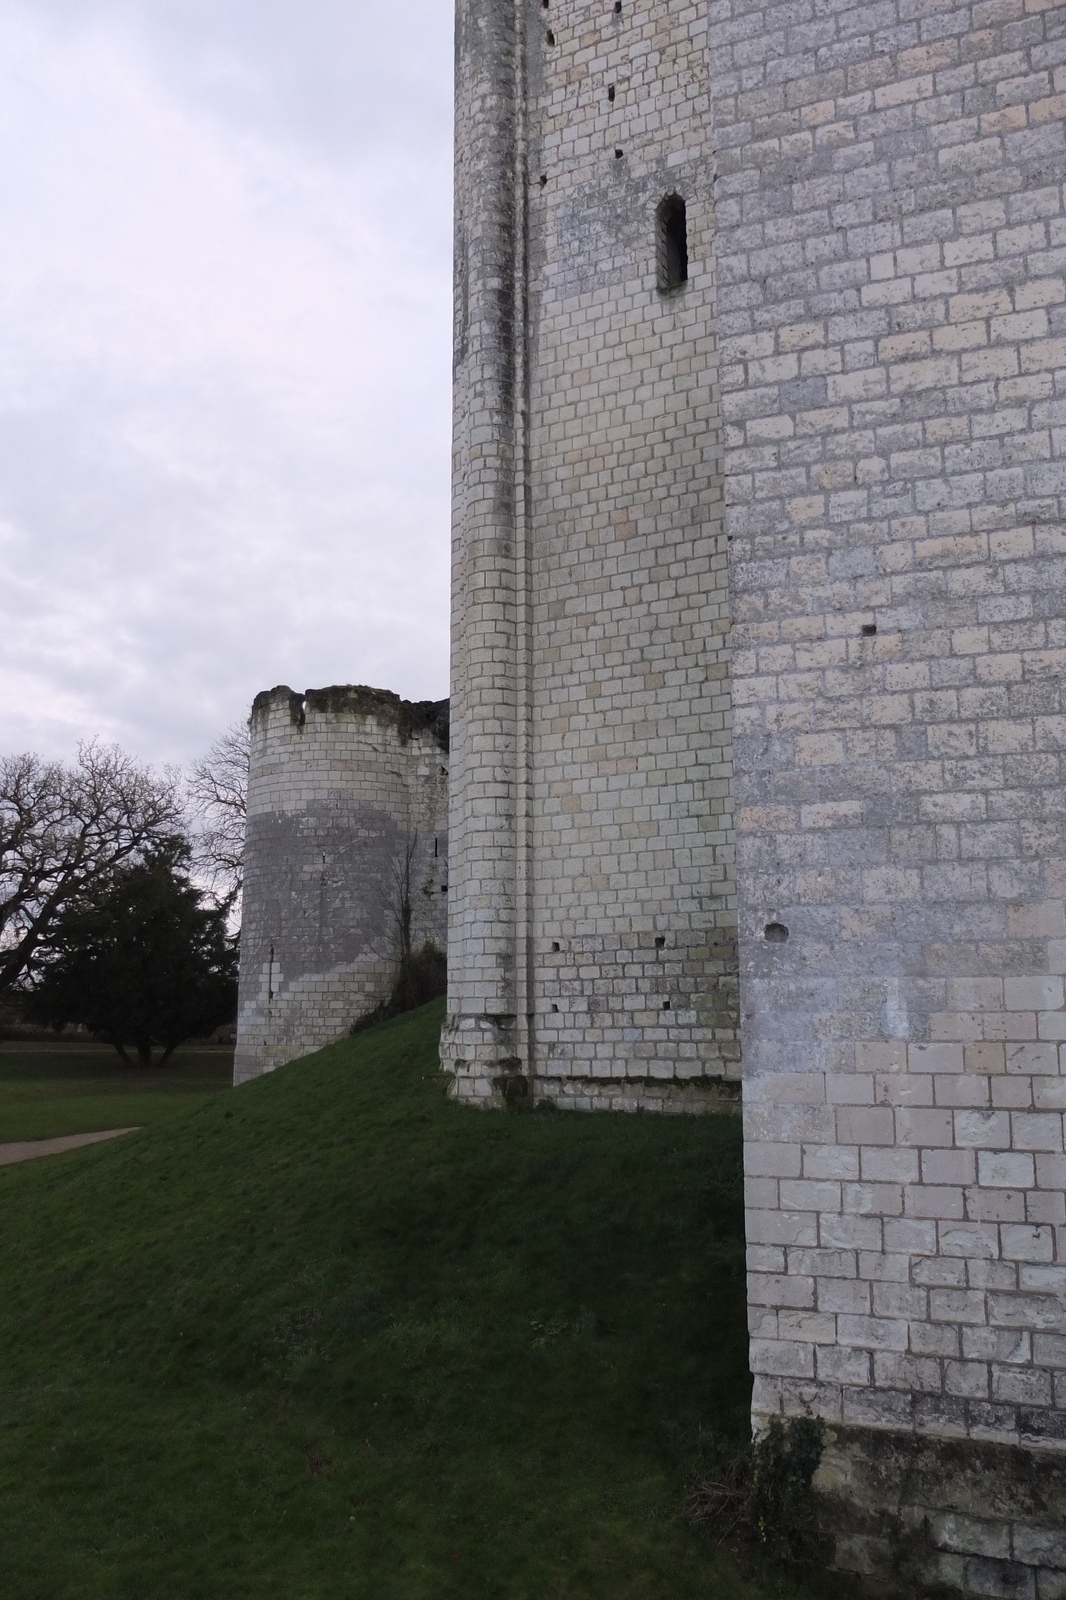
[813,1424,1066,1597]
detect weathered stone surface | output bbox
[444,0,739,1110]
[814,1425,1066,1594]
[711,0,1066,1460]
[234,685,448,1083]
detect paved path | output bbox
[0,1128,139,1167]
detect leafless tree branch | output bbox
[0,742,183,996]
[185,720,249,917]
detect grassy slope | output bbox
[0,1002,772,1600]
[0,1045,233,1141]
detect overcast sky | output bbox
[0,0,454,770]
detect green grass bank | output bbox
[0,1001,785,1599]
[0,1042,233,1142]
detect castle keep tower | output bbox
[235,686,448,1083]
[450,0,1066,1585]
[444,0,739,1109]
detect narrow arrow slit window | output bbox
[656,194,688,292]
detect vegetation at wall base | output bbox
[349,939,447,1033]
[685,1416,859,1593]
[1,1001,829,1598]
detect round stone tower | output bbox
[234,684,449,1084]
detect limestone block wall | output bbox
[444,0,739,1112]
[234,686,449,1084]
[708,0,1066,1579]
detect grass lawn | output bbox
[0,1001,810,1599]
[0,1043,233,1141]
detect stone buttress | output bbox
[443,0,739,1112]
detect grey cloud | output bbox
[0,0,453,769]
[20,0,454,157]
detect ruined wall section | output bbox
[445,0,738,1112]
[708,0,1066,1578]
[234,686,449,1084]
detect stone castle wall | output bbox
[443,0,740,1113]
[234,686,448,1084]
[709,0,1066,1585]
[716,0,1066,1441]
[448,0,1066,1588]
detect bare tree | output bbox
[389,829,418,986]
[363,829,446,1022]
[0,742,184,997]
[185,720,249,917]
